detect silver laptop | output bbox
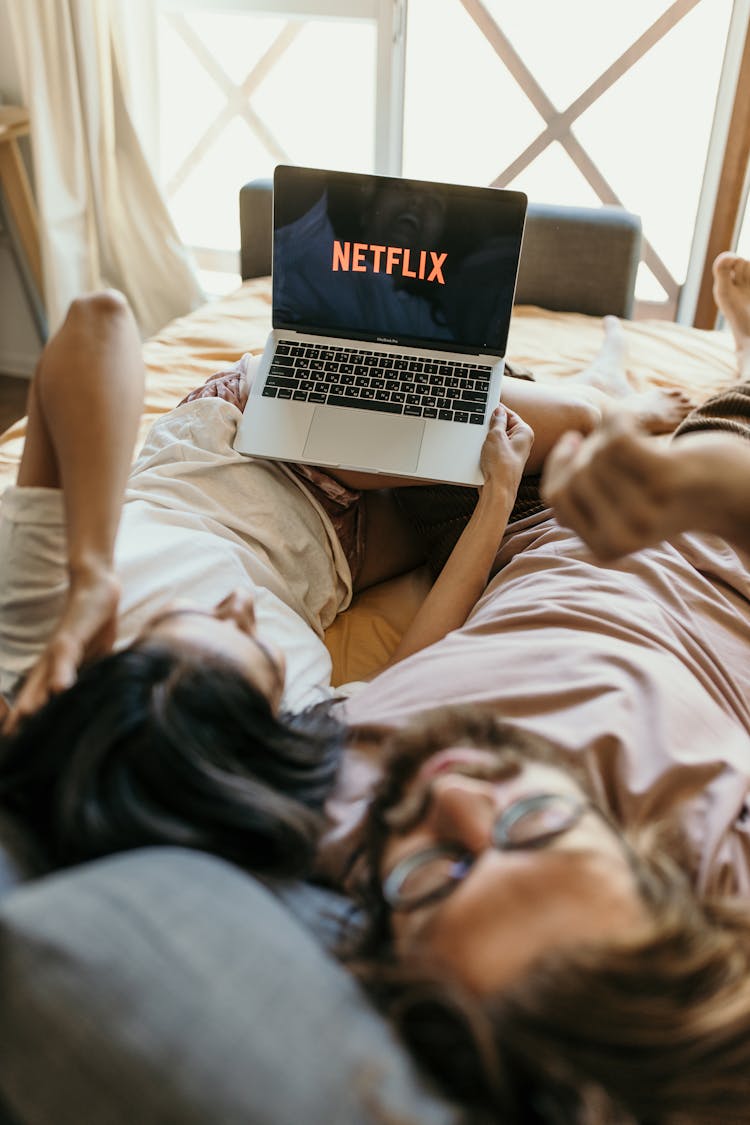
[234,165,527,485]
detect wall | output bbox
[0,0,43,377]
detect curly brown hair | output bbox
[346,705,750,1124]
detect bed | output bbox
[0,188,745,1125]
[0,187,737,687]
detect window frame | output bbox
[126,0,750,320]
[148,0,406,175]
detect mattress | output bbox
[0,279,737,684]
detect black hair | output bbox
[0,644,345,879]
[347,704,594,959]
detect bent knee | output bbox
[560,396,601,436]
[65,289,132,326]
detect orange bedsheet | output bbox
[0,280,738,684]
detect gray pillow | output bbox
[0,847,461,1125]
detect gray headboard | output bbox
[239,178,642,319]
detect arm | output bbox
[540,414,750,557]
[4,292,144,734]
[377,405,534,671]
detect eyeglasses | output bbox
[382,791,599,913]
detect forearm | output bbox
[380,480,514,668]
[5,294,141,729]
[18,293,145,583]
[543,421,750,559]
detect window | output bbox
[146,0,404,293]
[139,0,741,318]
[401,0,734,318]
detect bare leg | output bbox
[501,380,601,473]
[333,316,695,581]
[502,320,622,471]
[19,291,144,553]
[713,252,750,378]
[572,317,694,432]
[571,315,631,396]
[563,381,695,438]
[354,490,424,592]
[5,291,145,730]
[503,317,693,469]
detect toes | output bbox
[713,252,750,289]
[666,388,692,408]
[650,389,693,427]
[713,252,740,282]
[601,315,625,349]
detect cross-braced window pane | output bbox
[402,0,733,318]
[156,6,377,290]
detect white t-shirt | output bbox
[0,398,353,712]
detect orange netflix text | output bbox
[331,241,447,284]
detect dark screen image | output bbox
[272,166,527,355]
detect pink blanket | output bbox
[335,513,750,897]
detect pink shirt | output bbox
[332,514,750,897]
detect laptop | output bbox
[234,165,527,485]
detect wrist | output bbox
[477,476,518,516]
[68,555,116,589]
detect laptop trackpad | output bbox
[302,408,422,474]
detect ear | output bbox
[0,695,9,726]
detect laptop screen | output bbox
[272,166,527,356]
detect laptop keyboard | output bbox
[260,342,493,424]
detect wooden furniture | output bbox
[0,107,43,300]
[694,18,750,329]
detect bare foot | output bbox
[619,387,694,435]
[712,252,750,378]
[573,315,632,397]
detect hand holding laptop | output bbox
[234,166,527,487]
[480,404,535,500]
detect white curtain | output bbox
[7,0,205,336]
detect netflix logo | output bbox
[332,241,447,284]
